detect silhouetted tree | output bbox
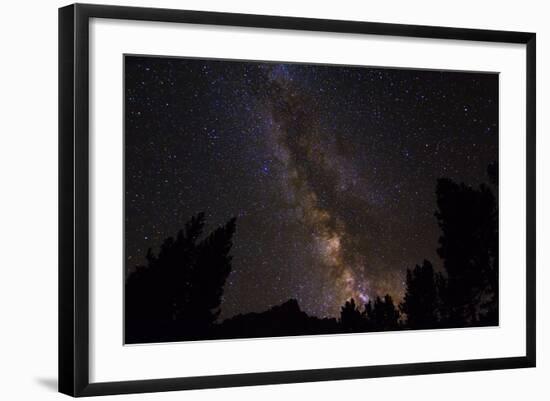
[435,177,498,326]
[367,295,400,331]
[178,216,237,332]
[340,298,364,332]
[400,260,439,329]
[125,213,236,343]
[434,270,450,325]
[482,161,499,324]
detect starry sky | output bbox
[125,55,498,319]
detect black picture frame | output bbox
[59,3,536,397]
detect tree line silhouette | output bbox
[125,165,498,344]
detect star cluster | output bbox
[125,56,498,319]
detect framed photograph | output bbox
[59,3,536,397]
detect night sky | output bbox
[125,55,498,319]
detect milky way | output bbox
[125,56,498,318]
[260,65,371,310]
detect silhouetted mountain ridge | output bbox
[216,299,340,339]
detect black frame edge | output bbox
[59,3,537,397]
[73,2,92,396]
[79,357,530,397]
[74,2,534,43]
[58,4,76,397]
[525,33,536,368]
[60,3,93,397]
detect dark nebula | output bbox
[125,56,498,319]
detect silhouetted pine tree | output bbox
[125,213,236,343]
[481,162,499,324]
[178,216,236,332]
[339,298,364,332]
[435,177,498,326]
[400,260,439,329]
[367,295,400,331]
